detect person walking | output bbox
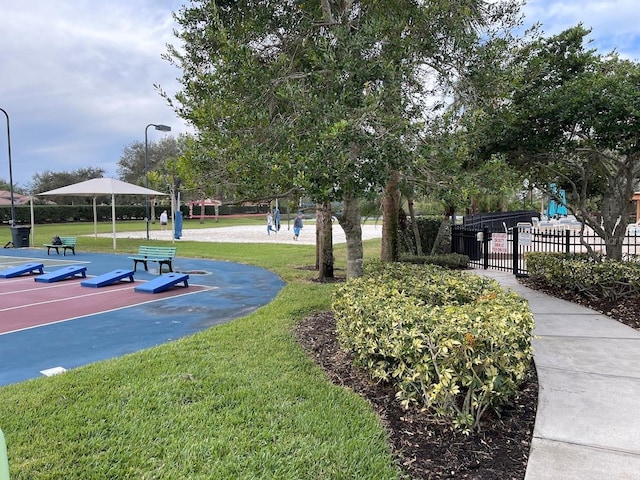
[160,210,168,231]
[267,212,276,235]
[293,213,303,240]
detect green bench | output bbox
[43,236,77,256]
[128,246,177,274]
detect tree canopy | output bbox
[29,167,105,204]
[469,25,640,259]
[165,0,524,276]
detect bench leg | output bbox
[158,261,173,274]
[133,260,147,272]
[133,260,148,272]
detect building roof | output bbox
[0,190,30,205]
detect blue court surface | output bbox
[0,248,285,386]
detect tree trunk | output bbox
[407,196,423,256]
[381,171,401,262]
[599,190,630,261]
[431,219,451,255]
[576,160,635,261]
[338,195,364,278]
[316,202,334,280]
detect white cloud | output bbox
[1,0,638,187]
[0,0,187,186]
[523,0,640,58]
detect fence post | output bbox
[565,229,570,254]
[482,227,489,269]
[512,226,519,275]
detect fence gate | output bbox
[452,225,640,276]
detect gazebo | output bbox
[39,178,167,249]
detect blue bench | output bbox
[134,273,189,294]
[81,269,135,288]
[0,262,44,278]
[34,265,87,283]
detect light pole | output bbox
[0,108,15,227]
[144,123,171,240]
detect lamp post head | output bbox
[154,124,171,132]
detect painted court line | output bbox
[0,283,138,313]
[0,279,87,296]
[0,284,213,336]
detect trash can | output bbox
[10,226,31,248]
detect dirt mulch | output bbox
[293,311,538,480]
[293,274,640,479]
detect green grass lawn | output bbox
[0,223,400,479]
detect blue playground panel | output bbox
[0,262,44,278]
[134,273,189,293]
[81,269,135,288]
[34,265,87,283]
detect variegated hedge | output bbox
[526,252,640,300]
[332,262,534,431]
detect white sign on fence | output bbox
[492,232,508,253]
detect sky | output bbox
[1,0,639,190]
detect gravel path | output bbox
[98,224,383,245]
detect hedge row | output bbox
[0,204,270,224]
[526,252,640,300]
[398,216,444,256]
[400,253,469,269]
[332,262,534,431]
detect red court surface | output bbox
[0,275,205,334]
[0,251,284,386]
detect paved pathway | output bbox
[477,269,640,480]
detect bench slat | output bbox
[43,237,77,256]
[128,246,177,274]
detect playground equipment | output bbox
[547,183,568,218]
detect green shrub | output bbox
[400,253,469,269]
[526,252,640,300]
[332,263,534,432]
[398,216,443,255]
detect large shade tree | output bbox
[117,135,184,220]
[469,26,640,260]
[164,0,523,277]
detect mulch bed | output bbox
[293,275,640,479]
[293,311,538,480]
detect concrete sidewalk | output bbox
[476,269,640,480]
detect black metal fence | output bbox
[462,210,539,233]
[452,225,640,276]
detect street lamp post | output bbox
[0,108,15,227]
[144,123,171,240]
